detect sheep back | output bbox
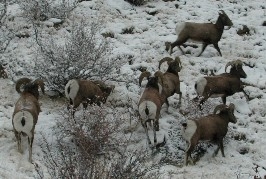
[163,73,180,96]
[178,22,222,43]
[78,80,104,102]
[184,115,230,143]
[196,75,242,97]
[13,94,40,136]
[138,88,164,108]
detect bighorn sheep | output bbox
[12,78,45,163]
[195,60,247,105]
[181,103,237,165]
[156,56,182,108]
[65,79,115,116]
[138,71,166,147]
[165,10,233,56]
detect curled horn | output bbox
[15,77,32,93]
[213,104,228,114]
[154,71,167,88]
[159,57,174,69]
[174,56,182,71]
[225,60,243,72]
[33,79,45,94]
[139,71,151,86]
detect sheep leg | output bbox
[153,122,157,145]
[221,96,226,104]
[15,131,22,153]
[219,140,225,157]
[177,91,182,105]
[213,43,222,56]
[213,145,220,157]
[28,136,34,163]
[197,43,208,57]
[165,98,170,110]
[185,138,197,165]
[170,40,186,55]
[142,121,152,146]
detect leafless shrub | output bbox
[18,0,78,21]
[33,19,122,94]
[102,32,115,38]
[0,0,13,54]
[121,26,135,34]
[35,105,161,179]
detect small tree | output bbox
[18,0,78,21]
[33,19,121,94]
[35,105,161,179]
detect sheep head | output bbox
[213,103,237,123]
[16,78,45,99]
[139,71,163,91]
[225,60,247,78]
[159,56,182,74]
[218,10,233,26]
[93,80,115,103]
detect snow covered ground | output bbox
[0,0,266,178]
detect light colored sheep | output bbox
[12,77,45,163]
[138,71,165,147]
[65,79,114,116]
[181,103,237,165]
[165,10,233,56]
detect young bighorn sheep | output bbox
[65,79,115,116]
[12,77,45,163]
[181,103,237,165]
[138,71,166,147]
[156,56,182,108]
[195,60,247,105]
[165,10,233,56]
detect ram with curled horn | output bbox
[138,71,167,148]
[181,103,237,165]
[12,77,45,163]
[157,56,182,109]
[194,59,248,106]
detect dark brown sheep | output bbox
[195,60,247,105]
[181,103,237,165]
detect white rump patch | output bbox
[139,101,157,122]
[175,22,186,35]
[195,77,207,96]
[65,79,79,101]
[181,120,197,142]
[13,111,34,137]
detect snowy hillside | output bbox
[0,0,266,178]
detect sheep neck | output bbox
[215,16,225,32]
[166,69,179,76]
